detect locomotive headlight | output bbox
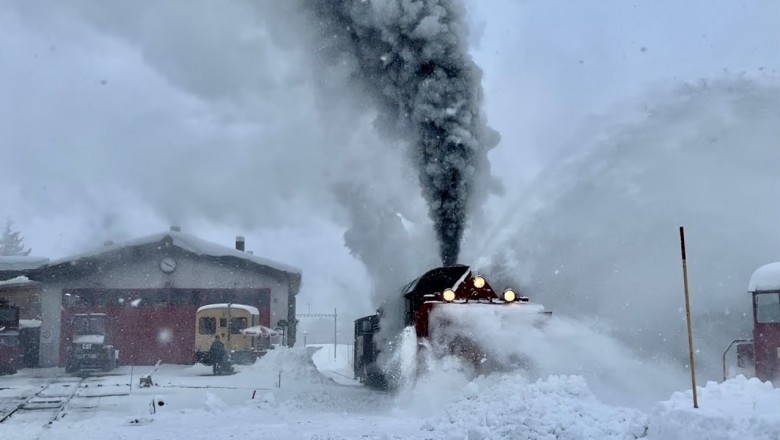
[503,289,517,302]
[442,289,456,302]
[473,276,486,289]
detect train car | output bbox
[354,265,548,389]
[0,299,22,375]
[65,313,119,374]
[723,262,780,382]
[195,303,259,367]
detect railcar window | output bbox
[219,318,227,328]
[361,320,371,333]
[756,293,780,324]
[199,317,216,335]
[229,317,248,334]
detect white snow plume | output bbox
[476,76,780,381]
[427,304,689,409]
[304,0,501,266]
[381,326,422,393]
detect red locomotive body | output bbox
[0,300,22,375]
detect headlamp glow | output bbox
[503,289,516,302]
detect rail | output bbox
[0,377,85,425]
[722,338,753,381]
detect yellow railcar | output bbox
[195,303,258,365]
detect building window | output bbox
[171,291,200,306]
[199,317,216,335]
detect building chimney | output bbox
[235,235,245,252]
[103,240,114,247]
[170,225,181,232]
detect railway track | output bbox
[0,376,85,426]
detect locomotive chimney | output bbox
[235,236,245,252]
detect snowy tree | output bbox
[0,221,31,256]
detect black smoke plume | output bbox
[306,0,499,266]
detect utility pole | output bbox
[334,308,338,360]
[679,226,698,409]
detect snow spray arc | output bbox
[306,0,500,266]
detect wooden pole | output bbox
[679,226,699,408]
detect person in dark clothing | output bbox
[209,336,227,375]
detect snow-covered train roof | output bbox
[748,262,780,292]
[197,303,260,315]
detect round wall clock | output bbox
[159,257,177,273]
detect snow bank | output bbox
[748,262,780,292]
[649,375,780,440]
[250,346,331,386]
[421,373,648,440]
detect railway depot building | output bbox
[22,229,301,367]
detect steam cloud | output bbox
[305,0,500,266]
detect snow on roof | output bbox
[748,262,780,292]
[0,275,32,286]
[47,230,301,276]
[197,303,260,315]
[0,256,49,272]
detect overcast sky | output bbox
[1,0,778,325]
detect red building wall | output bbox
[59,288,271,366]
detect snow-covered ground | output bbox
[1,343,780,440]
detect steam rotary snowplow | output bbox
[354,265,550,390]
